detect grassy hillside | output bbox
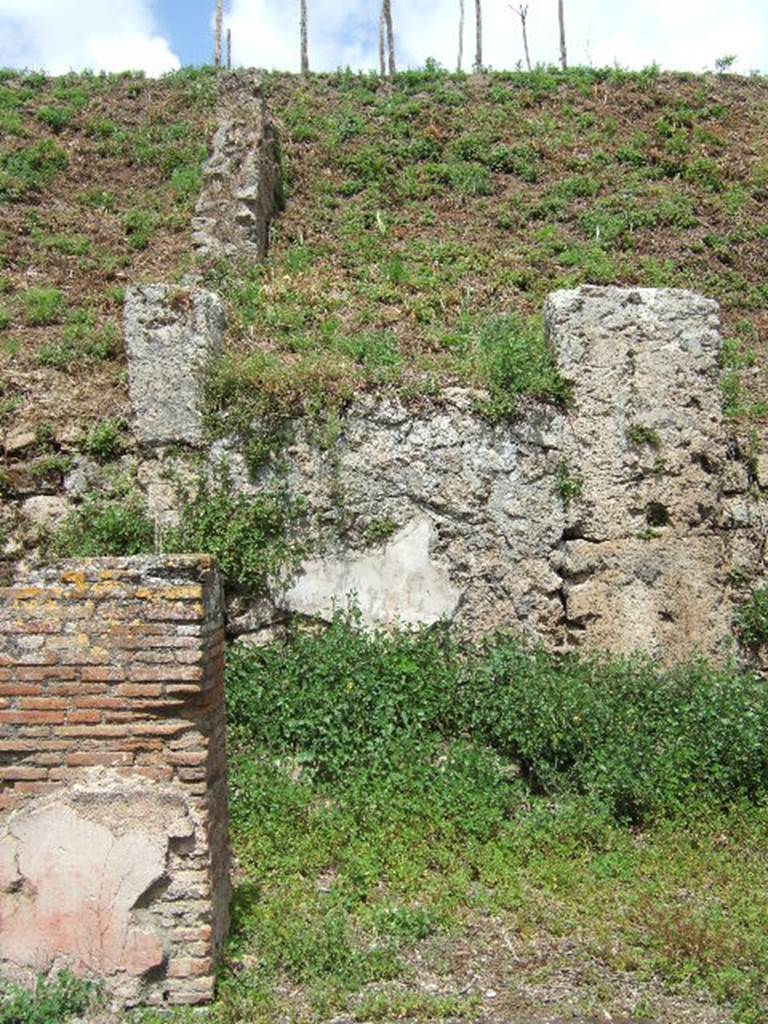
[2,65,768,454]
[0,67,216,444]
[209,65,768,441]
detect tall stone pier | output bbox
[0,555,230,1007]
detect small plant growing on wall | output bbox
[555,457,583,510]
[736,587,768,651]
[626,423,661,449]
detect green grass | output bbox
[35,309,118,369]
[199,67,768,434]
[185,615,768,1024]
[0,139,68,201]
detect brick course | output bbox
[0,555,230,1007]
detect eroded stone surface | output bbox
[192,71,281,261]
[223,287,763,661]
[124,285,225,446]
[547,286,737,660]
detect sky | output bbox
[0,0,767,78]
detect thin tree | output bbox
[558,0,567,70]
[227,28,232,70]
[510,3,532,70]
[379,4,386,77]
[214,0,223,68]
[474,0,483,72]
[383,0,396,80]
[458,0,465,72]
[300,0,309,76]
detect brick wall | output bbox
[0,555,230,1007]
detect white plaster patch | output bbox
[282,517,461,627]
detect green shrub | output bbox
[84,417,125,462]
[165,474,306,594]
[227,614,768,824]
[36,105,72,132]
[0,971,99,1024]
[737,588,768,650]
[51,492,154,558]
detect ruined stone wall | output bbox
[0,555,230,1008]
[192,70,281,261]
[222,287,765,663]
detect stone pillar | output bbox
[124,285,224,447]
[546,286,733,662]
[0,555,230,1007]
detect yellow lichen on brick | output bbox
[135,586,203,602]
[91,581,130,599]
[13,588,59,603]
[60,572,89,597]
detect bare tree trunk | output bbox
[522,11,531,70]
[474,0,483,72]
[458,0,465,72]
[214,0,223,69]
[300,0,309,76]
[227,28,232,70]
[558,0,567,70]
[383,0,396,80]
[511,4,531,70]
[379,3,386,77]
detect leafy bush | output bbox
[165,474,305,594]
[228,614,768,823]
[51,492,154,558]
[737,588,768,650]
[0,971,98,1024]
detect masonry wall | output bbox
[0,555,230,1008]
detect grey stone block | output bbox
[124,284,225,446]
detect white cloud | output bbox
[226,0,768,74]
[0,0,180,76]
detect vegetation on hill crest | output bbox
[1,64,768,448]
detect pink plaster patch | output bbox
[0,803,166,977]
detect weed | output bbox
[627,423,661,449]
[0,307,10,331]
[468,315,569,420]
[555,457,584,509]
[0,140,68,201]
[122,208,159,250]
[364,517,399,546]
[50,491,154,558]
[36,313,117,370]
[25,286,63,325]
[736,588,768,651]
[36,105,72,132]
[0,971,99,1024]
[84,417,125,462]
[164,471,306,595]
